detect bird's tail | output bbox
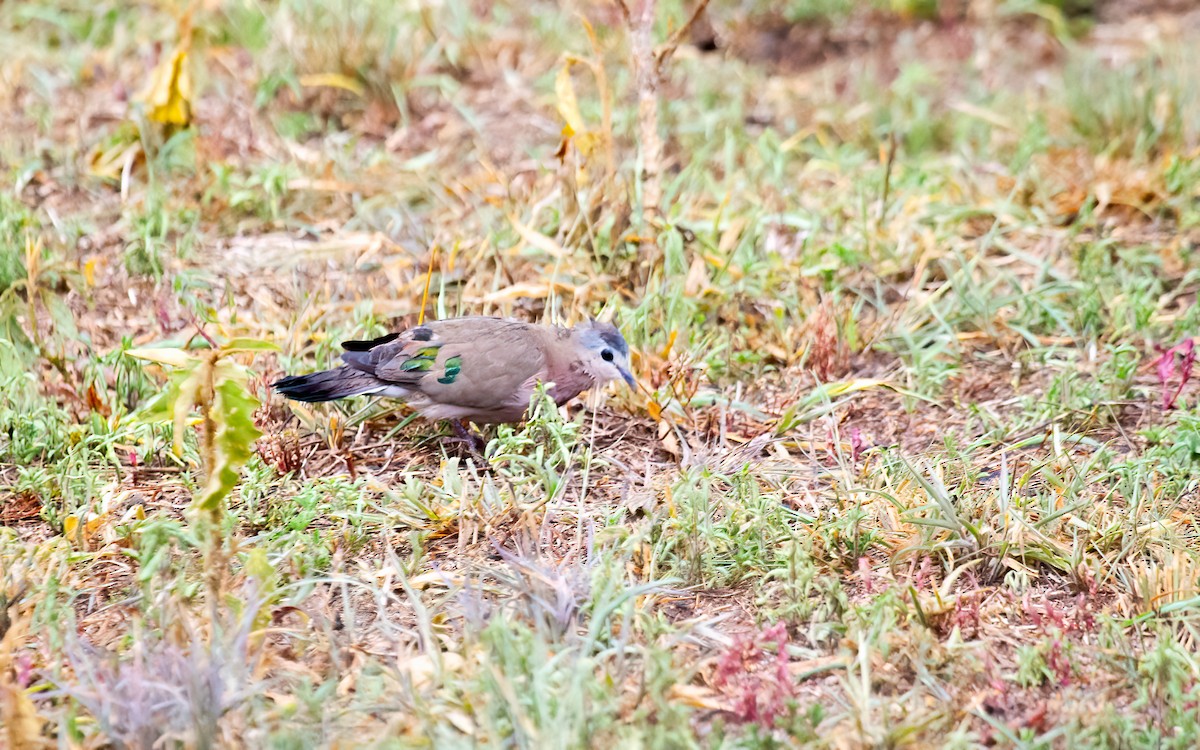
[272,367,386,403]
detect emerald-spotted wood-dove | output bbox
[272,316,635,425]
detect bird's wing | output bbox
[340,318,551,410]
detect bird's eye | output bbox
[601,349,614,362]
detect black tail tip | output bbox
[272,368,382,403]
[272,373,331,403]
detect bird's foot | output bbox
[448,419,486,458]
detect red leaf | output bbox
[1155,338,1195,410]
[849,427,865,463]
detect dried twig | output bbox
[656,0,712,72]
[624,0,664,239]
[879,129,898,224]
[616,0,709,265]
[183,309,219,349]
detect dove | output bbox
[273,317,635,444]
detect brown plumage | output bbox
[273,316,635,425]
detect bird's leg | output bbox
[450,418,486,456]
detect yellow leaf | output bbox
[573,130,600,160]
[173,369,204,456]
[555,60,586,134]
[554,58,602,162]
[139,46,193,127]
[668,683,727,710]
[408,571,464,589]
[84,514,108,536]
[126,348,196,368]
[265,691,298,710]
[88,130,142,182]
[299,73,365,97]
[0,611,44,749]
[684,254,712,296]
[659,422,680,459]
[326,413,343,450]
[445,708,475,736]
[659,330,678,360]
[0,681,42,749]
[823,378,891,397]
[397,652,466,692]
[286,401,319,433]
[703,251,743,280]
[507,214,569,258]
[481,280,577,303]
[286,177,366,193]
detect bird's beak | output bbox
[619,368,636,387]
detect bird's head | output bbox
[571,320,636,388]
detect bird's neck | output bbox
[548,371,596,405]
[543,331,598,404]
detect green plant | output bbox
[0,234,78,376]
[127,336,277,610]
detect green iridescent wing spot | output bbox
[437,355,463,385]
[400,358,434,372]
[398,343,443,372]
